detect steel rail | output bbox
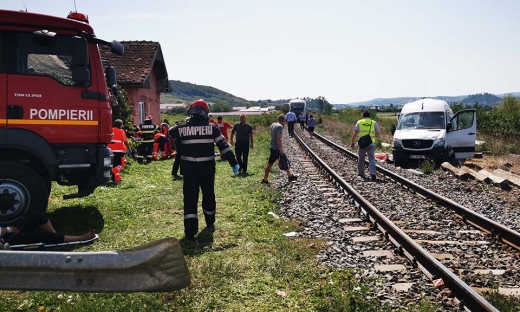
[293,131,499,312]
[311,131,520,250]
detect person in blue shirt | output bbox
[307,114,316,137]
[298,113,306,130]
[284,110,297,137]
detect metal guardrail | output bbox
[312,131,520,251]
[0,237,190,292]
[294,131,499,312]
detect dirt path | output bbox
[465,153,520,176]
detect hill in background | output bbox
[161,80,520,109]
[162,80,255,107]
[335,92,520,109]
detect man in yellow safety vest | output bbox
[350,111,380,181]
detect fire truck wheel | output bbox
[0,162,48,226]
[44,179,52,197]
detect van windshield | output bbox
[397,112,445,130]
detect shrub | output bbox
[420,160,436,174]
[112,85,134,130]
[210,103,233,112]
[167,106,187,114]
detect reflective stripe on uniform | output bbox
[181,155,215,162]
[108,127,127,152]
[183,139,214,144]
[214,136,224,144]
[203,209,216,215]
[184,214,198,220]
[220,147,231,154]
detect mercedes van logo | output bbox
[413,141,421,147]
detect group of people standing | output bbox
[168,100,303,242]
[1,105,380,249]
[207,113,254,175]
[108,100,380,243]
[285,108,380,181]
[285,110,316,138]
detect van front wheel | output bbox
[448,155,460,167]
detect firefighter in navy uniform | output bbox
[137,115,159,164]
[169,99,239,241]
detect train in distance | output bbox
[289,99,307,117]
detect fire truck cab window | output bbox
[16,33,79,86]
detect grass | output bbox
[0,122,454,312]
[483,290,520,311]
[419,160,436,174]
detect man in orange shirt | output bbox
[107,119,131,182]
[208,113,217,125]
[216,116,232,142]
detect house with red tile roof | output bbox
[100,41,169,125]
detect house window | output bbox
[138,101,145,124]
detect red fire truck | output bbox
[0,10,123,225]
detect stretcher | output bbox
[3,234,99,250]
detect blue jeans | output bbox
[358,144,376,176]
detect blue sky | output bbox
[3,0,520,104]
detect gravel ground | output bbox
[267,129,520,311]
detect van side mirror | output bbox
[105,66,117,89]
[110,40,124,56]
[391,124,396,135]
[446,123,452,132]
[70,36,90,86]
[71,36,89,67]
[72,68,91,86]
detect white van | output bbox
[391,98,477,166]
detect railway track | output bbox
[273,128,520,311]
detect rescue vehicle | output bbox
[391,98,477,167]
[0,9,123,225]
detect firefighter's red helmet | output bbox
[145,115,153,120]
[188,99,209,118]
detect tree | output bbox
[499,95,520,114]
[323,102,333,115]
[281,104,289,114]
[210,103,233,112]
[317,96,326,114]
[111,85,134,129]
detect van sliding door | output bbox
[448,109,477,159]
